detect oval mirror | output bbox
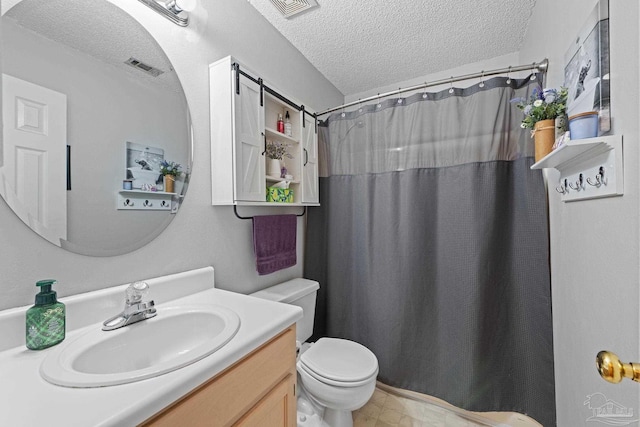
[0,0,192,256]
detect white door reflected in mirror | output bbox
[1,74,67,246]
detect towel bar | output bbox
[233,205,306,220]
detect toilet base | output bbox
[322,408,353,427]
[296,390,355,427]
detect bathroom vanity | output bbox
[143,326,296,426]
[0,267,301,426]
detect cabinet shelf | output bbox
[265,127,298,144]
[266,176,300,184]
[235,201,320,207]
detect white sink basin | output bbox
[40,305,241,387]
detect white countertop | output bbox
[0,268,302,427]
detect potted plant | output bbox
[159,160,182,193]
[265,141,293,177]
[513,86,568,161]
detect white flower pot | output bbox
[267,158,281,177]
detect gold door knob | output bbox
[596,351,640,383]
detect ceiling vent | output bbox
[124,57,164,77]
[268,0,318,19]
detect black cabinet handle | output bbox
[303,148,308,166]
[261,132,266,156]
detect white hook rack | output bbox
[531,135,623,202]
[117,190,175,211]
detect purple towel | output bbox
[252,214,297,275]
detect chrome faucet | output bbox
[102,281,157,331]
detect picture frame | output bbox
[564,0,610,134]
[125,142,165,190]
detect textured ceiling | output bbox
[3,0,182,93]
[246,0,537,96]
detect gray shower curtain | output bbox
[305,77,555,426]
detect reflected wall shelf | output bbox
[117,190,175,210]
[531,135,623,202]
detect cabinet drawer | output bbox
[234,374,295,427]
[141,326,296,427]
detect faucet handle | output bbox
[126,281,150,305]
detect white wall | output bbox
[0,0,343,310]
[519,0,640,425]
[2,19,189,253]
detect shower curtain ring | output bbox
[397,88,403,104]
[449,77,454,94]
[377,93,382,109]
[479,71,485,88]
[422,83,428,99]
[358,99,363,113]
[506,66,512,85]
[530,62,537,80]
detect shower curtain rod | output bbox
[317,58,549,116]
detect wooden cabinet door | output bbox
[233,74,265,202]
[234,374,295,427]
[140,327,296,427]
[301,113,318,204]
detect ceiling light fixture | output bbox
[137,0,197,27]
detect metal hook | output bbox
[377,93,382,108]
[358,99,363,113]
[587,166,606,187]
[422,83,428,99]
[506,66,512,85]
[479,71,485,88]
[556,178,569,194]
[449,77,454,94]
[397,88,403,104]
[568,174,584,191]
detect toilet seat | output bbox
[298,338,378,388]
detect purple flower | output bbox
[524,105,532,115]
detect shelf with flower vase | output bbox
[531,134,623,202]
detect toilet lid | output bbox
[299,338,378,383]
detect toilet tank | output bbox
[250,278,319,343]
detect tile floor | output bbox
[353,387,493,427]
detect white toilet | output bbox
[251,278,378,427]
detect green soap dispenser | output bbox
[26,279,66,350]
